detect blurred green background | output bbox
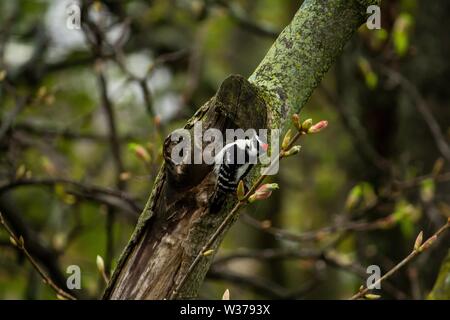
[0,0,449,299]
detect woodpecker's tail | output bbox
[210,189,228,213]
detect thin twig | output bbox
[11,121,139,142]
[394,171,450,189]
[83,12,128,278]
[211,245,408,299]
[96,68,125,277]
[207,267,289,299]
[319,84,391,172]
[0,92,31,142]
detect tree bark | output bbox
[103,0,379,300]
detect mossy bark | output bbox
[103,0,380,300]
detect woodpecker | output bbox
[210,132,268,212]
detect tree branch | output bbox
[428,249,450,299]
[0,178,141,219]
[350,220,450,300]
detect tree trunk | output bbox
[103,0,379,300]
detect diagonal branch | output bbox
[350,220,450,300]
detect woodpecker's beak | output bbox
[261,143,269,152]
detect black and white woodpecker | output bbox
[210,131,268,212]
